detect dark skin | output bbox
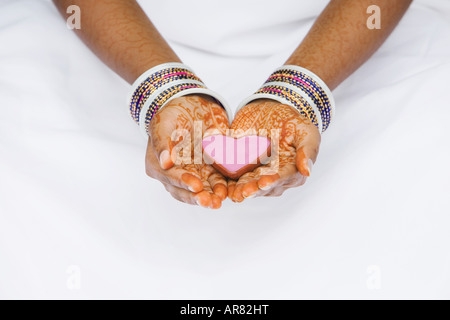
[53,0,181,83]
[286,0,413,90]
[53,0,412,207]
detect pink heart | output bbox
[202,135,271,180]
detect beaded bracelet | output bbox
[128,63,232,137]
[236,65,336,133]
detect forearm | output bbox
[53,0,180,84]
[286,0,412,90]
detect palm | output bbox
[146,95,229,208]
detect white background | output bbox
[0,0,449,299]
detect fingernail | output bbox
[188,186,195,192]
[307,159,314,176]
[244,193,256,199]
[259,185,271,191]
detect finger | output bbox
[198,175,223,209]
[210,194,222,209]
[179,172,204,193]
[231,183,246,203]
[195,190,213,208]
[239,175,280,200]
[294,126,321,177]
[257,164,304,195]
[230,162,301,201]
[295,146,315,177]
[227,180,237,200]
[155,164,204,193]
[148,108,183,170]
[198,165,227,201]
[164,183,222,209]
[257,173,281,191]
[146,142,204,193]
[241,180,259,199]
[231,165,280,201]
[208,172,228,201]
[230,171,257,202]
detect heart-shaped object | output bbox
[202,135,271,180]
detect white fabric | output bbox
[1,0,450,299]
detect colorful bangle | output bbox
[128,63,232,137]
[236,65,336,133]
[267,66,334,131]
[256,82,323,132]
[131,69,201,123]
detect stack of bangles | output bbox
[129,63,335,136]
[129,62,232,137]
[237,65,336,133]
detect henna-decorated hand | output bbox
[146,95,230,209]
[228,99,321,202]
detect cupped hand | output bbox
[228,99,321,202]
[146,95,230,209]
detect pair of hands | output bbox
[145,95,321,209]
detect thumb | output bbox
[294,128,321,177]
[148,117,180,170]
